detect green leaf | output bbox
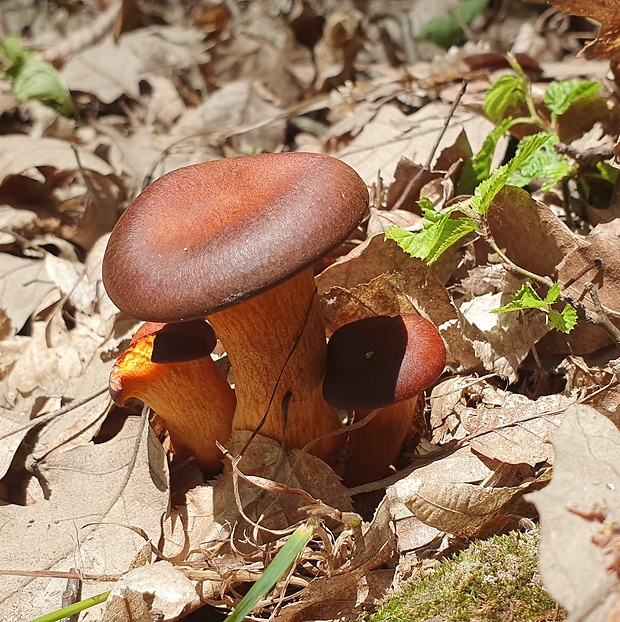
[483,74,527,124]
[471,132,550,214]
[507,134,572,191]
[471,117,514,184]
[548,304,577,333]
[493,281,577,333]
[493,282,547,313]
[386,201,478,265]
[0,36,74,115]
[226,524,314,622]
[416,0,488,48]
[544,79,602,116]
[544,282,562,305]
[596,161,620,184]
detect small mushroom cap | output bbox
[109,319,217,405]
[102,152,369,322]
[140,320,217,364]
[322,314,446,411]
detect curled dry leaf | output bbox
[527,404,620,620]
[314,10,364,92]
[388,446,536,536]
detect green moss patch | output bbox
[366,530,565,622]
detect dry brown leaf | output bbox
[431,377,578,464]
[60,26,208,104]
[209,6,315,107]
[460,391,577,465]
[0,205,37,244]
[0,135,114,183]
[544,219,620,356]
[0,416,169,621]
[527,404,620,620]
[388,446,528,536]
[0,254,58,335]
[550,0,620,76]
[336,102,495,185]
[103,561,198,621]
[487,185,583,279]
[457,272,550,381]
[172,80,286,154]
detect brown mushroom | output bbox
[102,153,369,464]
[110,320,235,473]
[322,314,446,485]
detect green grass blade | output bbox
[226,524,314,622]
[29,591,111,622]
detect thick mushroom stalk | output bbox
[323,314,446,485]
[209,269,341,462]
[102,153,369,466]
[110,320,235,473]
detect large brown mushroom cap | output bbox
[102,152,369,322]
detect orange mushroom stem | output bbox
[109,320,235,473]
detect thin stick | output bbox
[584,282,620,347]
[392,79,468,212]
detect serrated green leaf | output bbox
[471,117,514,185]
[544,79,602,116]
[483,75,527,124]
[385,205,478,265]
[471,132,550,214]
[227,524,313,622]
[507,134,572,191]
[416,0,488,48]
[493,281,548,313]
[544,282,562,304]
[548,304,577,333]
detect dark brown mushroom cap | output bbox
[102,152,369,322]
[322,314,446,411]
[138,320,217,364]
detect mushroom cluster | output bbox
[103,152,369,469]
[103,153,446,483]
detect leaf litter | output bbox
[0,0,619,620]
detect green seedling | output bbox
[0,36,75,115]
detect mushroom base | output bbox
[209,269,344,465]
[344,395,425,486]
